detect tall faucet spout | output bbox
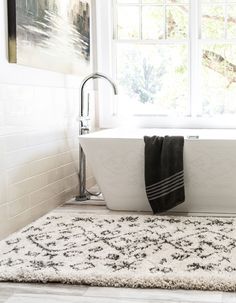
[80,72,118,119]
[77,72,118,202]
[93,72,118,95]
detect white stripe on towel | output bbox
[147,179,184,198]
[146,171,184,190]
[146,176,184,195]
[148,183,184,201]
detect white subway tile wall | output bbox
[0,0,96,240]
[0,83,95,240]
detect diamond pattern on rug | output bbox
[0,214,236,291]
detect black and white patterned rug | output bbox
[0,214,236,291]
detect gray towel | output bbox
[144,136,185,214]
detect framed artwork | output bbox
[7,0,91,74]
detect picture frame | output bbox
[7,0,91,75]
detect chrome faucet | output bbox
[79,72,118,136]
[76,72,118,202]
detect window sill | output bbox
[102,115,236,130]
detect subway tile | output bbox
[7,162,74,188]
[52,87,66,102]
[30,199,55,221]
[6,144,58,170]
[57,151,74,166]
[6,149,35,169]
[6,209,32,236]
[0,84,8,101]
[57,140,71,154]
[5,138,73,171]
[4,85,33,103]
[27,131,66,148]
[7,157,74,203]
[0,138,7,206]
[86,163,94,179]
[68,137,78,148]
[0,137,6,170]
[5,134,28,152]
[0,100,5,127]
[8,196,30,218]
[4,89,35,127]
[87,176,96,190]
[28,174,48,192]
[7,179,32,202]
[46,163,76,184]
[29,175,77,208]
[29,179,65,207]
[30,189,74,221]
[61,175,77,194]
[0,203,9,223]
[61,163,77,178]
[0,173,7,206]
[28,155,58,176]
[0,220,13,240]
[7,164,30,185]
[34,87,53,103]
[28,142,59,160]
[71,148,79,163]
[46,168,64,185]
[0,81,90,240]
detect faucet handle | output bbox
[81,125,90,134]
[80,115,90,122]
[80,115,90,129]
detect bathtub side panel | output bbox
[80,138,152,211]
[80,137,236,214]
[183,140,236,214]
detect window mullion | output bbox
[164,0,167,40]
[190,0,201,117]
[139,1,142,40]
[224,0,228,39]
[113,0,118,40]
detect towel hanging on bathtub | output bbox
[144,136,185,214]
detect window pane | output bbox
[142,0,163,3]
[117,44,188,115]
[166,0,189,3]
[201,5,225,39]
[201,0,223,3]
[117,6,139,39]
[166,6,189,39]
[142,6,164,39]
[202,44,236,116]
[227,5,236,39]
[117,0,139,3]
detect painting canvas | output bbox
[7,0,91,74]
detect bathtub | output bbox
[79,128,236,215]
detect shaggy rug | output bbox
[0,214,236,291]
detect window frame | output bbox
[96,0,236,129]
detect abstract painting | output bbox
[7,0,91,74]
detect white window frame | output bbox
[96,0,236,129]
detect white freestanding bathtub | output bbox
[79,128,236,215]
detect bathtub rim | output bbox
[79,127,236,141]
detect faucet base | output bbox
[75,193,91,202]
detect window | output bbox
[115,0,189,117]
[97,0,236,127]
[201,1,236,117]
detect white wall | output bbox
[0,1,95,240]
